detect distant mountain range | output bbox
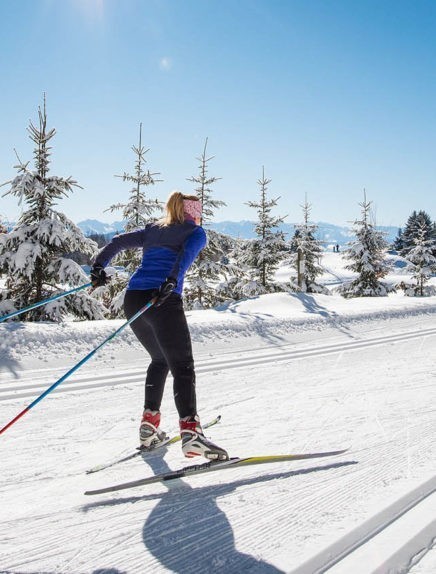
[76,219,399,246]
[77,219,126,236]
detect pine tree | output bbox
[339,192,391,298]
[99,123,162,316]
[289,196,326,293]
[186,137,225,225]
[213,237,249,301]
[239,167,287,294]
[401,210,433,257]
[0,97,105,321]
[184,138,228,308]
[433,222,436,257]
[401,219,436,296]
[392,227,404,252]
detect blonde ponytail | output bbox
[158,191,200,226]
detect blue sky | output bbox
[1,0,436,227]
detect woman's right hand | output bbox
[90,264,108,287]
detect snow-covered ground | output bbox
[1,253,435,573]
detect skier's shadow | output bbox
[141,452,284,573]
[139,453,356,573]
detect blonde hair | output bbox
[158,191,200,226]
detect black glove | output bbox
[154,277,177,307]
[90,264,108,287]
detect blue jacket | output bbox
[95,221,207,294]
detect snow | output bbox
[304,476,436,573]
[409,544,436,574]
[0,253,435,572]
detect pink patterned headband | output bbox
[183,199,202,221]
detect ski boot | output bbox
[180,415,228,461]
[139,409,166,450]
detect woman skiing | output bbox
[90,191,228,461]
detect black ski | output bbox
[85,448,349,495]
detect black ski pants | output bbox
[124,289,197,419]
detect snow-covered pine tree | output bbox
[99,123,162,316]
[237,167,288,295]
[289,196,326,293]
[338,192,391,298]
[433,221,436,254]
[186,138,225,225]
[392,227,404,252]
[0,97,105,321]
[400,210,433,257]
[184,138,229,308]
[399,219,436,296]
[214,235,260,301]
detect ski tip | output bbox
[85,468,101,475]
[330,447,351,455]
[315,448,350,457]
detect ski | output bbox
[85,415,222,474]
[84,448,349,495]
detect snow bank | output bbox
[1,252,434,363]
[1,291,435,362]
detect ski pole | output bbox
[0,283,92,323]
[0,297,157,435]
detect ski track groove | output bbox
[1,326,436,402]
[210,399,436,563]
[227,443,432,566]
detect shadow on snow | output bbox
[83,457,357,573]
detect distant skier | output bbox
[90,191,228,461]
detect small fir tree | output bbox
[184,138,229,308]
[98,123,163,316]
[392,227,404,252]
[289,196,326,293]
[401,210,433,257]
[186,137,225,225]
[0,97,105,321]
[400,220,436,296]
[238,167,287,295]
[433,222,436,257]
[338,192,391,298]
[215,236,262,301]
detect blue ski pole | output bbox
[0,283,92,323]
[0,297,157,435]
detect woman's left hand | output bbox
[154,277,178,306]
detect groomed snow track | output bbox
[1,316,435,573]
[292,475,436,573]
[1,325,436,402]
